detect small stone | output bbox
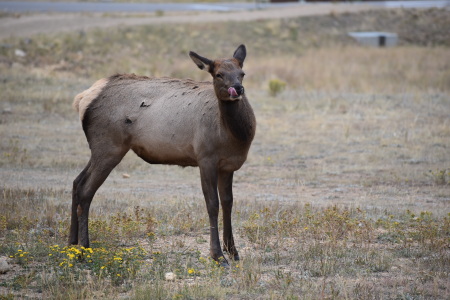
[0,257,11,274]
[14,49,26,57]
[122,173,130,178]
[164,272,176,281]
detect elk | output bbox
[70,45,256,266]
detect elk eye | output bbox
[215,73,223,79]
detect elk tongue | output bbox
[228,87,238,97]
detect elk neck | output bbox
[218,96,256,144]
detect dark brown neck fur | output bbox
[219,96,256,144]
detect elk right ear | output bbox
[189,51,214,73]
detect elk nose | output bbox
[234,84,244,96]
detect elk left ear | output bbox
[189,51,214,73]
[233,44,246,68]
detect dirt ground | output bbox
[0,3,380,40]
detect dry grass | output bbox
[0,8,449,300]
[247,47,450,93]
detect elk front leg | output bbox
[218,170,239,261]
[199,164,228,267]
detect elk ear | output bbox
[189,51,214,73]
[233,44,246,67]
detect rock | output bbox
[0,257,11,274]
[14,49,26,57]
[164,272,176,281]
[122,173,130,178]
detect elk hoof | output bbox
[223,248,240,261]
[231,254,240,261]
[217,256,230,268]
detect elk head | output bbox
[189,44,246,101]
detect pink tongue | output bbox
[228,87,238,97]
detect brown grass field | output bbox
[0,7,449,300]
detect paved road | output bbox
[1,1,293,13]
[1,1,449,13]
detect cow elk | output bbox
[70,45,256,266]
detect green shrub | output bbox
[268,79,286,97]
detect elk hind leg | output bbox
[71,146,128,247]
[69,160,91,245]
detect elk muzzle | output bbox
[228,84,244,101]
